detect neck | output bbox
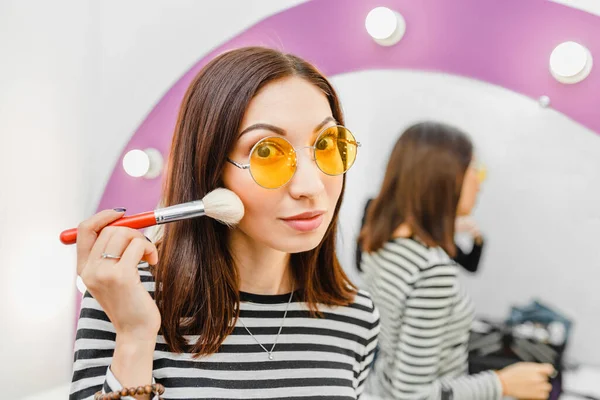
[229,229,293,295]
[392,222,413,239]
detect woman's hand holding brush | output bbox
[68,188,244,393]
[77,209,161,340]
[77,209,160,394]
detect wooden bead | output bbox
[96,383,161,399]
[155,383,165,394]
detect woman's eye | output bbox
[257,145,271,157]
[255,143,283,158]
[316,136,335,151]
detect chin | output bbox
[272,233,325,253]
[267,224,329,253]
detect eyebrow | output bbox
[238,116,337,137]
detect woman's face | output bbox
[457,160,482,216]
[222,76,344,254]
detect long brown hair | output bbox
[359,121,473,256]
[155,47,356,356]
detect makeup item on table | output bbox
[59,188,244,245]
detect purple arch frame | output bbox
[98,0,599,214]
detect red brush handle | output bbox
[59,211,157,245]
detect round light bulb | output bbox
[123,149,150,177]
[143,148,164,179]
[549,41,593,84]
[365,7,406,46]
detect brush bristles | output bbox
[202,188,245,226]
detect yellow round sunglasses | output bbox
[471,159,487,183]
[227,125,360,189]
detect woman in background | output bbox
[359,122,554,399]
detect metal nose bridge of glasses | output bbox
[226,137,361,171]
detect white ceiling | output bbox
[549,0,600,16]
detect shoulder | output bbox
[352,289,380,328]
[415,251,459,291]
[364,238,430,278]
[420,248,458,275]
[319,288,379,328]
[354,289,375,311]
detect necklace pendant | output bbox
[268,353,274,360]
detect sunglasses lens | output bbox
[249,137,296,188]
[478,166,487,183]
[470,160,487,183]
[314,126,358,176]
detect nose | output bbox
[287,147,325,199]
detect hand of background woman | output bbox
[455,215,483,245]
[496,362,555,399]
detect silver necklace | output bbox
[238,286,294,361]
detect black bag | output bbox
[468,300,572,400]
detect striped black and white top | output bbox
[360,237,502,400]
[70,265,380,400]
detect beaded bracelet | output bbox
[94,383,165,400]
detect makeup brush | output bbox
[59,188,244,245]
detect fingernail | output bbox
[144,235,152,242]
[113,208,126,212]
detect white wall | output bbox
[0,0,306,398]
[0,0,94,396]
[334,70,600,366]
[550,0,600,16]
[2,0,598,398]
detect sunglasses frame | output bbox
[227,125,361,189]
[469,159,487,183]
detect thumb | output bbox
[538,363,555,376]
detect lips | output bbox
[280,211,326,232]
[282,211,325,220]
